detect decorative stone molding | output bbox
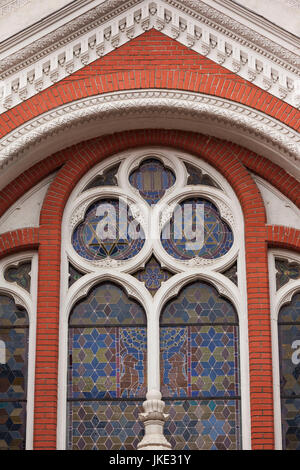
[137,390,171,450]
[0,90,298,180]
[0,0,299,112]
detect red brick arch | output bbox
[0,228,39,259]
[32,129,272,449]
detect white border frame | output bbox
[57,147,251,449]
[269,249,300,450]
[0,251,38,450]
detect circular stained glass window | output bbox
[72,199,145,261]
[161,198,233,260]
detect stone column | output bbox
[137,390,171,450]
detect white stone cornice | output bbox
[0,0,299,112]
[0,90,299,189]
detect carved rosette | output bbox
[137,390,172,450]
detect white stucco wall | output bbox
[233,0,300,36]
[0,0,74,41]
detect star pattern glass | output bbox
[129,159,175,205]
[133,256,174,296]
[161,198,233,260]
[67,401,144,450]
[0,295,28,450]
[278,291,300,450]
[160,281,241,449]
[276,259,300,290]
[4,262,31,292]
[164,399,241,450]
[185,162,221,189]
[72,199,145,261]
[68,282,146,450]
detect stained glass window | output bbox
[276,259,300,290]
[84,163,120,191]
[185,162,221,189]
[72,199,145,261]
[129,159,175,205]
[68,264,85,288]
[68,282,147,450]
[278,292,300,450]
[161,198,233,260]
[4,262,31,292]
[133,256,174,296]
[160,281,241,450]
[222,262,238,286]
[0,295,29,450]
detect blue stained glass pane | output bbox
[72,199,145,261]
[161,281,238,324]
[161,198,233,260]
[0,402,27,450]
[67,401,144,450]
[68,282,146,449]
[129,159,175,205]
[69,282,146,326]
[281,398,300,450]
[160,281,240,449]
[278,291,300,450]
[164,399,241,450]
[0,295,28,450]
[68,326,147,400]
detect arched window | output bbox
[160,281,241,450]
[0,295,29,450]
[67,282,147,450]
[278,292,300,450]
[59,149,248,450]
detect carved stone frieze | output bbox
[0,0,299,112]
[0,90,298,174]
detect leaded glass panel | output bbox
[68,282,146,450]
[0,295,28,450]
[160,281,241,450]
[276,259,300,290]
[161,198,233,260]
[72,199,145,261]
[133,256,173,296]
[278,292,300,450]
[185,162,221,189]
[4,262,31,292]
[129,159,175,205]
[84,163,120,191]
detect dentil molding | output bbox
[0,90,299,181]
[0,0,299,112]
